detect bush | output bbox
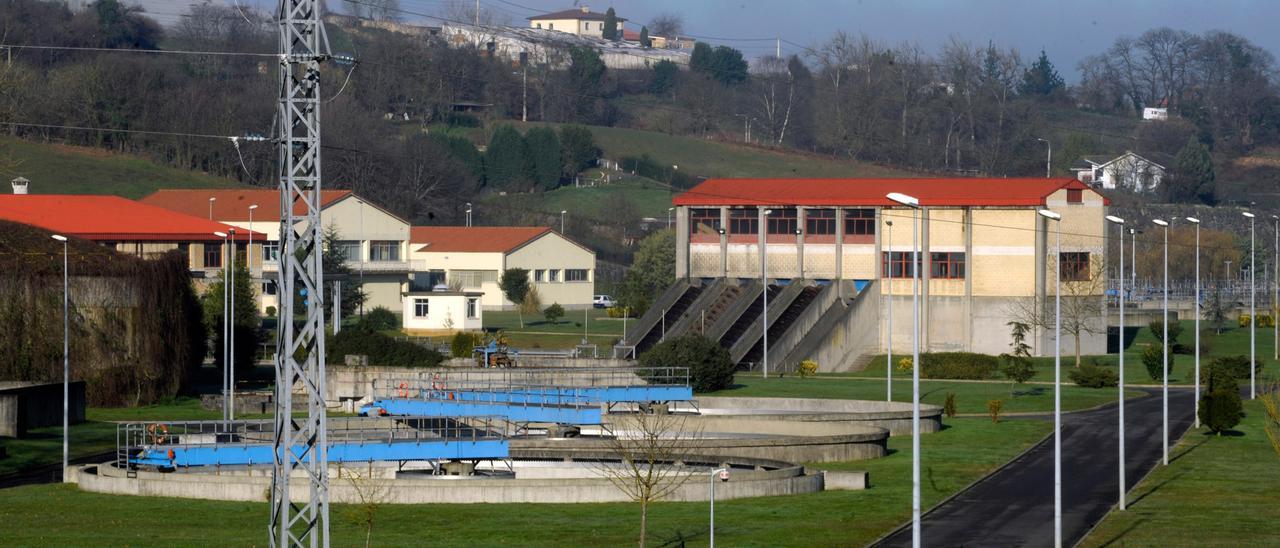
[1149,320,1183,345]
[265,306,277,318]
[987,399,1004,423]
[1199,355,1256,390]
[639,334,734,393]
[1198,389,1243,434]
[1142,344,1174,381]
[327,327,443,367]
[450,331,481,358]
[920,352,999,380]
[897,357,913,372]
[543,303,565,324]
[943,393,957,418]
[1068,361,1119,388]
[606,306,633,318]
[360,306,398,331]
[796,359,818,378]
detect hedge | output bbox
[919,352,1000,380]
[327,327,443,367]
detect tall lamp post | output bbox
[1187,217,1201,428]
[1036,138,1052,178]
[1244,211,1256,399]
[465,202,472,227]
[1273,215,1279,362]
[208,196,216,220]
[560,210,567,234]
[708,467,729,547]
[667,207,675,229]
[887,192,921,548]
[886,218,894,402]
[214,231,229,422]
[1106,215,1126,509]
[761,209,773,378]
[1038,208,1063,547]
[228,228,237,421]
[1153,218,1170,464]
[52,234,69,474]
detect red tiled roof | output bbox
[140,189,352,222]
[622,29,641,41]
[527,8,625,21]
[0,195,262,241]
[410,226,552,253]
[672,177,1108,207]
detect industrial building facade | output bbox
[636,177,1108,370]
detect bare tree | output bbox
[337,464,392,548]
[1008,255,1107,366]
[1261,382,1280,457]
[599,411,702,547]
[647,13,683,38]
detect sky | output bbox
[133,0,1280,81]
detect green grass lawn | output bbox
[1080,399,1280,547]
[858,321,1279,387]
[0,416,1049,546]
[712,376,1144,415]
[482,309,628,350]
[2,136,244,199]
[481,176,676,219]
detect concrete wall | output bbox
[0,381,86,438]
[809,281,881,372]
[694,396,944,436]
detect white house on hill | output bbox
[1071,151,1167,193]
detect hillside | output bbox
[0,137,244,199]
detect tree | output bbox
[1199,360,1243,434]
[598,411,701,547]
[201,254,262,378]
[1142,344,1174,381]
[321,225,368,316]
[485,125,527,190]
[85,0,163,49]
[523,126,562,191]
[1000,321,1036,389]
[564,45,609,123]
[640,334,735,392]
[543,302,565,324]
[499,268,530,327]
[1171,136,1216,204]
[1262,382,1280,457]
[689,43,748,86]
[1018,49,1065,97]
[649,60,678,96]
[647,13,683,38]
[1008,256,1106,366]
[337,464,391,548]
[559,125,599,177]
[1206,283,1230,334]
[618,229,676,317]
[638,26,650,48]
[601,7,619,41]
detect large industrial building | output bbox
[622,177,1109,372]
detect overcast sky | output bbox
[137,0,1280,81]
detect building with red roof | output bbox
[661,177,1108,365]
[408,226,595,310]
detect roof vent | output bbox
[11,176,29,195]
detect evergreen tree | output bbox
[649,59,678,95]
[428,133,484,181]
[559,124,600,177]
[201,255,261,377]
[524,126,562,191]
[1172,136,1217,204]
[711,45,749,85]
[485,124,527,190]
[639,26,650,48]
[689,42,715,75]
[602,7,619,41]
[320,224,368,317]
[1018,49,1065,97]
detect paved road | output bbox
[877,387,1196,547]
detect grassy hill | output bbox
[0,137,243,199]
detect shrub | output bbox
[639,334,734,393]
[1068,361,1119,388]
[1149,320,1183,345]
[920,352,999,380]
[1000,355,1036,385]
[1198,389,1243,434]
[987,399,1004,423]
[943,393,957,418]
[897,357,914,372]
[1239,314,1252,328]
[450,331,481,358]
[360,306,398,331]
[543,303,565,324]
[1200,355,1255,391]
[265,306,277,318]
[1142,344,1174,381]
[327,326,443,367]
[606,306,631,319]
[797,359,818,378]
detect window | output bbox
[1067,188,1083,204]
[262,241,280,262]
[728,208,758,234]
[536,23,542,28]
[805,209,836,235]
[845,208,876,235]
[1060,252,1091,281]
[566,269,589,282]
[881,251,921,278]
[262,282,277,296]
[204,243,223,268]
[369,240,400,261]
[766,208,798,234]
[548,269,560,282]
[930,252,966,279]
[334,240,361,261]
[534,269,546,282]
[414,298,429,318]
[467,298,479,319]
[549,23,554,30]
[451,270,497,287]
[690,208,721,235]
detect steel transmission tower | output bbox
[271,1,332,545]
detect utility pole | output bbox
[521,54,528,122]
[271,1,331,546]
[775,37,780,58]
[474,0,479,26]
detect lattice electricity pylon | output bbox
[271,1,332,546]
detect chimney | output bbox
[580,5,589,13]
[11,176,29,195]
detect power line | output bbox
[0,121,260,141]
[0,43,276,58]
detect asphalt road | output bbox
[877,387,1196,547]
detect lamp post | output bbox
[560,210,567,234]
[709,467,729,547]
[357,198,365,316]
[1273,215,1278,362]
[667,207,674,229]
[228,228,237,421]
[1036,138,1052,178]
[1153,218,1170,465]
[1244,211,1256,399]
[1106,215,1127,509]
[1187,217,1201,428]
[886,218,894,402]
[214,231,229,422]
[52,234,69,475]
[761,209,773,379]
[1039,208,1063,547]
[887,192,921,548]
[248,204,259,275]
[465,202,472,227]
[208,196,216,220]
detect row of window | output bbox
[880,251,1091,281]
[413,297,480,320]
[691,208,877,236]
[533,269,590,283]
[204,240,403,268]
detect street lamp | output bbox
[208,196,216,220]
[52,234,69,475]
[356,198,365,316]
[761,209,773,379]
[228,228,236,421]
[886,218,894,402]
[1036,138,1052,178]
[1153,218,1170,465]
[1106,215,1126,510]
[1273,215,1279,362]
[667,207,675,229]
[560,210,567,234]
[214,230,229,422]
[1038,208,1062,547]
[248,204,259,276]
[465,202,472,227]
[1243,211,1256,399]
[887,191,921,548]
[708,467,729,547]
[1186,217,1201,429]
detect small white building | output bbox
[1070,152,1167,193]
[527,6,624,38]
[409,226,596,310]
[401,291,484,333]
[1143,107,1169,121]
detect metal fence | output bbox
[1108,278,1279,303]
